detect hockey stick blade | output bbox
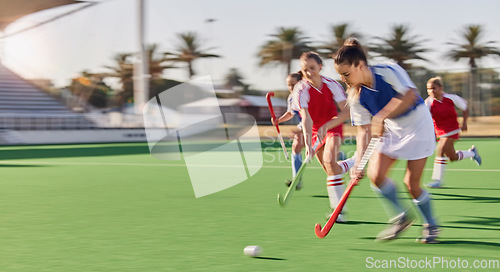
[314,137,381,238]
[277,156,309,206]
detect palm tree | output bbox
[370,24,429,70]
[257,27,313,75]
[103,53,134,88]
[318,23,362,59]
[446,24,500,116]
[103,44,176,103]
[447,25,500,69]
[146,44,176,79]
[165,31,220,79]
[224,68,246,90]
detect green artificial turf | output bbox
[0,139,498,271]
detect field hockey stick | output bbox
[314,137,381,238]
[266,92,289,160]
[277,139,321,207]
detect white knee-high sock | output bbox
[337,153,356,174]
[326,174,345,211]
[432,157,448,182]
[456,150,474,160]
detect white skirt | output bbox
[379,104,435,160]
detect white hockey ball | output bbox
[243,245,262,257]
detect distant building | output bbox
[176,95,288,124]
[239,95,287,123]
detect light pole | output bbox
[133,0,150,115]
[204,18,216,77]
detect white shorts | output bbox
[379,104,435,160]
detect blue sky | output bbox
[2,0,500,91]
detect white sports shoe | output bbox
[325,211,348,223]
[376,213,414,241]
[336,213,347,223]
[416,224,440,244]
[470,145,482,166]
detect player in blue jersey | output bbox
[333,39,439,243]
[272,72,305,189]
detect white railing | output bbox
[0,111,148,130]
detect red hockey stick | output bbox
[266,92,289,160]
[314,137,380,238]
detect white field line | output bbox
[0,160,498,172]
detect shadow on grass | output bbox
[255,257,287,261]
[311,195,379,200]
[341,220,387,226]
[0,164,47,167]
[445,216,500,228]
[360,236,500,247]
[431,192,500,204]
[437,186,500,191]
[352,220,500,231]
[358,237,500,248]
[314,216,499,231]
[438,240,500,247]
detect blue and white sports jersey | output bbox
[350,62,424,126]
[287,93,301,121]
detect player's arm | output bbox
[448,94,469,132]
[372,89,418,136]
[300,108,314,160]
[275,112,294,124]
[461,108,469,131]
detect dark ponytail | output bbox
[334,38,367,67]
[289,72,303,81]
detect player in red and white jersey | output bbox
[425,76,482,188]
[293,51,355,222]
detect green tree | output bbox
[224,68,245,89]
[370,24,429,70]
[165,31,220,79]
[257,27,313,75]
[446,24,500,116]
[318,23,362,59]
[69,71,112,109]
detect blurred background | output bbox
[1,0,499,145]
